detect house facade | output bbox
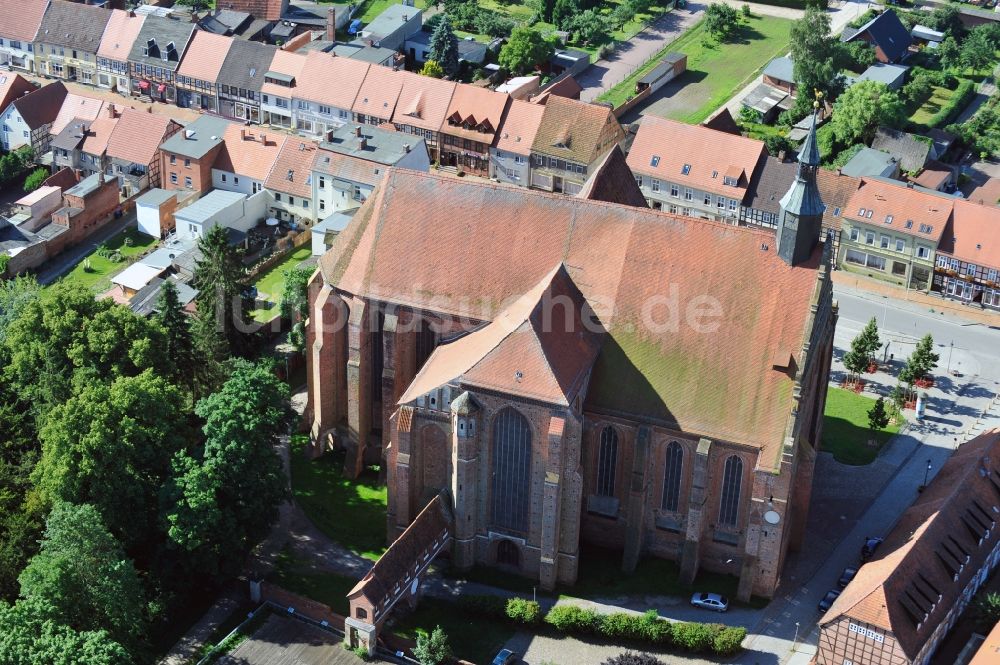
[174,30,232,112]
[0,0,48,73]
[211,123,285,196]
[49,109,117,178]
[263,138,318,225]
[105,107,182,197]
[390,71,456,163]
[96,9,144,92]
[127,15,195,104]
[528,96,623,195]
[438,85,510,177]
[933,200,1000,309]
[215,39,276,124]
[306,138,834,601]
[292,52,369,138]
[837,178,950,292]
[627,115,766,221]
[33,0,111,85]
[0,80,67,153]
[159,115,230,193]
[259,49,305,129]
[489,99,543,187]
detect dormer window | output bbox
[650,155,660,167]
[866,210,873,218]
[858,208,866,216]
[711,170,718,178]
[884,215,893,224]
[723,176,737,186]
[905,220,914,229]
[681,164,691,175]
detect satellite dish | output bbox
[763,510,781,525]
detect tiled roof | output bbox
[260,49,305,99]
[844,177,951,241]
[0,73,36,117]
[968,178,1000,207]
[320,169,824,465]
[820,431,1000,660]
[264,138,317,198]
[128,15,195,73]
[845,9,913,62]
[744,157,862,232]
[311,148,386,188]
[401,265,604,406]
[106,108,175,166]
[533,75,583,103]
[494,99,544,156]
[627,115,766,198]
[440,84,509,143]
[938,200,1000,269]
[97,9,145,62]
[217,38,277,92]
[81,114,118,156]
[532,95,623,165]
[176,30,233,84]
[51,93,104,136]
[0,0,49,42]
[575,145,649,209]
[214,124,287,182]
[295,51,369,110]
[351,65,404,122]
[911,160,952,191]
[872,127,932,173]
[50,118,89,151]
[11,81,67,131]
[36,0,111,52]
[391,71,457,133]
[701,107,742,136]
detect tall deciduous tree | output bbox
[33,372,190,556]
[830,80,904,146]
[192,225,249,362]
[429,15,460,79]
[789,6,844,116]
[857,317,881,366]
[899,334,939,386]
[961,27,994,73]
[17,503,145,650]
[705,3,740,42]
[499,27,555,75]
[938,36,961,70]
[0,597,131,665]
[162,361,292,579]
[414,625,452,665]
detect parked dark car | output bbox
[861,537,883,562]
[818,589,841,612]
[838,567,858,588]
[492,648,517,665]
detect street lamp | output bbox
[947,341,954,374]
[793,622,800,649]
[922,459,932,489]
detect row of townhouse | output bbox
[1,0,627,188]
[625,114,1000,310]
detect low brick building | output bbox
[306,129,835,600]
[51,172,120,244]
[816,430,1000,665]
[159,115,231,193]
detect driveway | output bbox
[578,3,706,102]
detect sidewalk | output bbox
[832,270,1000,327]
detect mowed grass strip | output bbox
[249,246,312,323]
[599,16,793,122]
[57,226,158,292]
[822,387,902,466]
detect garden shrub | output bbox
[713,626,748,656]
[544,604,601,634]
[925,79,974,129]
[505,598,541,625]
[670,621,717,652]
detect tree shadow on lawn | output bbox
[821,415,894,466]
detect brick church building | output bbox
[305,116,835,600]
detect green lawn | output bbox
[289,435,388,561]
[56,226,158,293]
[599,16,793,122]
[249,246,313,323]
[822,387,902,465]
[267,547,356,615]
[391,598,517,665]
[357,0,428,23]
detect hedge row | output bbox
[456,596,746,656]
[927,80,975,129]
[743,0,827,9]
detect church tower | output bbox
[776,102,826,266]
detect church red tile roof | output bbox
[321,169,824,466]
[820,430,1000,661]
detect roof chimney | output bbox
[359,137,367,150]
[404,143,410,153]
[326,7,336,41]
[260,132,267,145]
[355,125,362,137]
[325,129,334,142]
[241,128,247,141]
[107,103,116,119]
[906,181,914,188]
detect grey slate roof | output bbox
[50,119,90,151]
[798,112,820,167]
[11,81,68,130]
[217,39,277,92]
[871,126,931,172]
[856,63,908,88]
[159,115,231,159]
[842,9,912,62]
[136,188,176,207]
[128,15,196,73]
[763,56,795,84]
[319,122,425,166]
[129,277,197,317]
[840,147,896,178]
[36,0,113,52]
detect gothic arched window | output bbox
[719,455,744,527]
[662,441,684,512]
[596,426,618,497]
[490,408,531,532]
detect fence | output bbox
[246,228,312,281]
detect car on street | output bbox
[690,592,729,612]
[838,567,858,588]
[492,648,517,665]
[818,589,841,612]
[861,537,883,562]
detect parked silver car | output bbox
[690,592,729,612]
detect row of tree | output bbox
[0,225,300,662]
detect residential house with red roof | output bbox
[175,30,232,113]
[490,98,544,187]
[438,84,510,177]
[528,96,624,195]
[817,430,1000,665]
[0,72,37,117]
[0,0,49,72]
[50,103,119,178]
[259,49,305,129]
[838,177,952,292]
[96,9,144,93]
[389,71,456,163]
[33,0,112,85]
[351,64,403,127]
[306,157,835,600]
[627,115,767,221]
[105,107,182,197]
[292,52,370,138]
[933,200,1000,308]
[263,138,318,225]
[0,80,67,153]
[211,123,286,196]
